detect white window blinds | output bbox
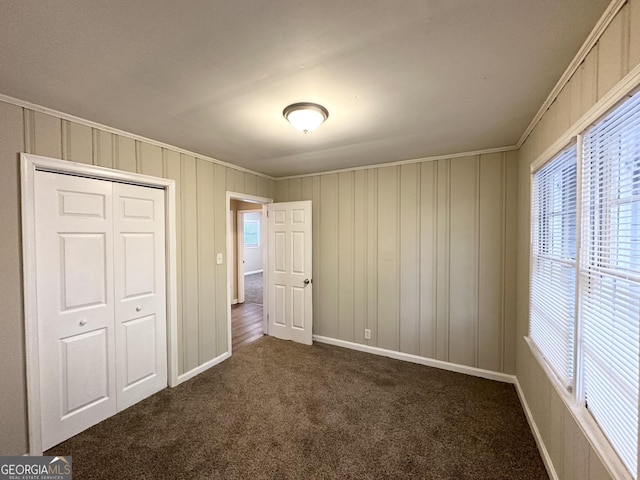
[581,93,640,478]
[530,145,577,388]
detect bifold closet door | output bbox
[113,183,167,411]
[35,171,118,450]
[34,171,167,450]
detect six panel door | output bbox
[35,171,118,450]
[113,183,167,410]
[267,201,313,345]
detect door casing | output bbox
[21,153,179,456]
[226,191,272,354]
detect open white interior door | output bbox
[267,201,312,345]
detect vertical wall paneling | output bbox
[568,65,583,127]
[503,151,518,374]
[448,156,479,367]
[318,174,339,338]
[353,170,367,345]
[589,446,614,480]
[274,178,289,202]
[0,102,27,455]
[630,0,640,69]
[337,172,354,341]
[196,159,216,363]
[288,177,302,201]
[581,47,598,117]
[62,121,92,164]
[597,5,627,100]
[399,163,419,355]
[376,166,399,352]
[226,168,244,194]
[114,135,137,173]
[244,173,257,196]
[32,112,61,158]
[163,150,184,374]
[312,176,321,334]
[366,169,378,346]
[477,153,504,372]
[548,389,566,478]
[300,177,313,202]
[555,86,571,139]
[137,142,163,177]
[257,176,270,198]
[435,159,450,361]
[419,161,437,359]
[181,155,199,371]
[563,414,590,480]
[214,164,228,356]
[93,129,113,168]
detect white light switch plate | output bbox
[216,253,223,265]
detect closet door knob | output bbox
[136,306,142,312]
[79,319,87,326]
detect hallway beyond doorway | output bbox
[231,303,263,351]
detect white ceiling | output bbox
[0,1,610,177]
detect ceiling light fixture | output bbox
[283,102,329,134]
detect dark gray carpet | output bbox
[244,272,263,304]
[46,337,548,479]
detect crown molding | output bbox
[276,145,518,180]
[0,93,276,180]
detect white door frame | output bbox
[226,192,271,355]
[21,153,179,455]
[236,211,245,304]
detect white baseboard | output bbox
[231,298,238,305]
[176,352,230,385]
[244,269,263,276]
[514,378,559,480]
[312,335,516,384]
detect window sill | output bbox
[524,336,634,480]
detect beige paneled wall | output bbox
[516,2,640,479]
[275,151,518,373]
[0,100,275,456]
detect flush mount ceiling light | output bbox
[283,102,329,134]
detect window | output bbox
[244,219,260,247]
[530,145,577,388]
[581,93,640,477]
[530,91,640,478]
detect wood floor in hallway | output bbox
[232,302,264,351]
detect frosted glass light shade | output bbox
[283,103,329,133]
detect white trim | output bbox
[312,335,516,384]
[236,210,245,304]
[244,269,263,276]
[517,0,628,148]
[0,93,274,180]
[513,378,560,480]
[175,352,231,385]
[525,337,633,480]
[21,153,179,456]
[276,145,517,180]
[226,191,272,357]
[530,62,640,174]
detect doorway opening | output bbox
[226,192,271,353]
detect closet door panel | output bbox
[34,171,117,450]
[113,183,167,410]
